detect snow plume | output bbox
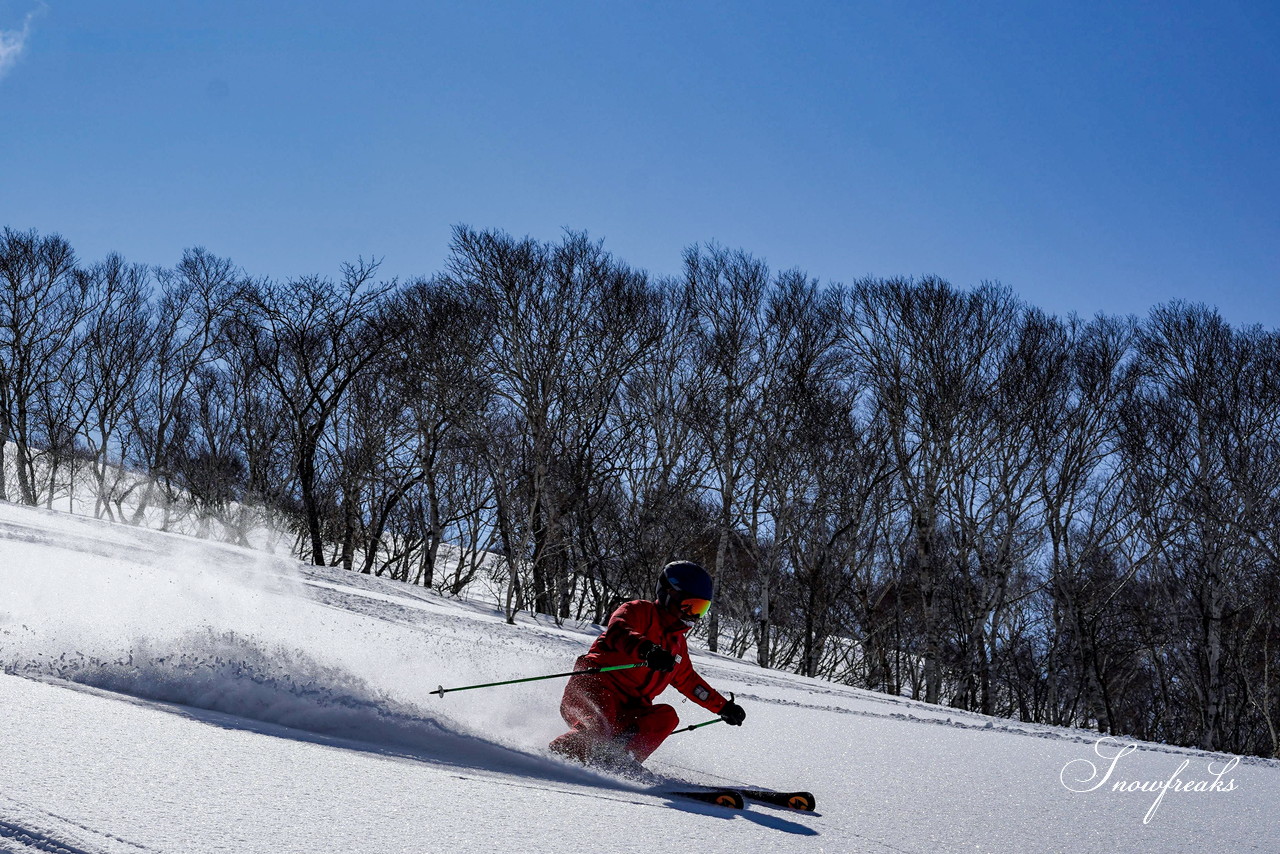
[9,629,446,750]
[0,532,309,681]
[0,505,564,766]
[0,530,386,733]
[0,5,42,81]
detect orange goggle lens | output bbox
[680,597,712,620]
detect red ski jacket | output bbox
[576,599,728,714]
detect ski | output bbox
[738,789,816,811]
[665,788,745,809]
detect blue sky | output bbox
[2,1,1277,326]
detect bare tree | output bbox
[1034,314,1138,731]
[606,279,711,619]
[448,226,657,619]
[745,271,853,669]
[126,248,245,525]
[940,302,1050,715]
[231,260,398,565]
[358,278,493,581]
[76,254,155,518]
[1120,303,1258,750]
[0,228,99,506]
[845,277,1013,704]
[684,244,773,651]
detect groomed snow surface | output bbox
[1,501,1276,854]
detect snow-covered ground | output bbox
[2,501,1277,854]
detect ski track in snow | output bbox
[0,793,154,854]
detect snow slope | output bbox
[1,501,1277,854]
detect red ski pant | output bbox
[549,672,679,763]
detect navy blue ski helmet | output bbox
[655,560,714,621]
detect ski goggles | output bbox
[678,597,712,621]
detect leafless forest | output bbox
[3,225,1279,758]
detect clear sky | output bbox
[2,1,1277,327]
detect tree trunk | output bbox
[298,436,326,566]
[757,582,771,668]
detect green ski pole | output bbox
[673,691,736,733]
[672,718,725,734]
[432,662,646,698]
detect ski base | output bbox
[739,789,816,811]
[666,788,745,809]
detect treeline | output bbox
[2,224,1279,758]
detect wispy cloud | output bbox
[0,6,43,82]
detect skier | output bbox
[549,560,746,772]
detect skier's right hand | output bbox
[640,641,676,672]
[720,697,746,726]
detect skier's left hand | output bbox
[720,697,746,726]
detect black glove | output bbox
[720,696,746,726]
[639,641,676,672]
